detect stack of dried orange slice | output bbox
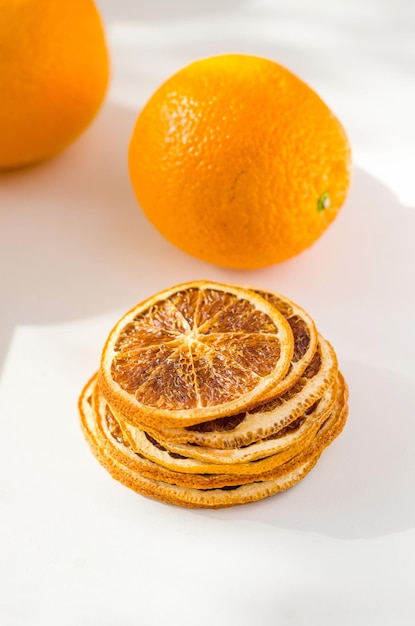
[79,281,348,508]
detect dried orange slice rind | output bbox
[93,373,344,477]
[99,281,294,428]
[79,371,348,508]
[111,382,335,467]
[79,373,315,489]
[132,381,336,465]
[250,287,318,400]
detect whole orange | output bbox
[0,0,109,170]
[129,54,351,269]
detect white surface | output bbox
[1,1,415,624]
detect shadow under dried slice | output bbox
[79,372,348,508]
[98,281,294,429]
[124,334,337,450]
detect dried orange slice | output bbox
[131,382,336,465]
[129,335,336,449]
[98,281,294,428]
[79,373,318,490]
[109,382,335,469]
[79,372,348,508]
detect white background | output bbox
[1,1,414,624]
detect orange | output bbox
[0,0,109,170]
[128,54,352,269]
[98,281,295,428]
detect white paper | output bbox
[1,1,414,624]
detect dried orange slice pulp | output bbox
[98,281,294,428]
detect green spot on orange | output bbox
[317,191,331,212]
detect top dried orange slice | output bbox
[98,281,294,428]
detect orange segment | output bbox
[99,281,294,427]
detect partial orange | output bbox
[0,0,109,169]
